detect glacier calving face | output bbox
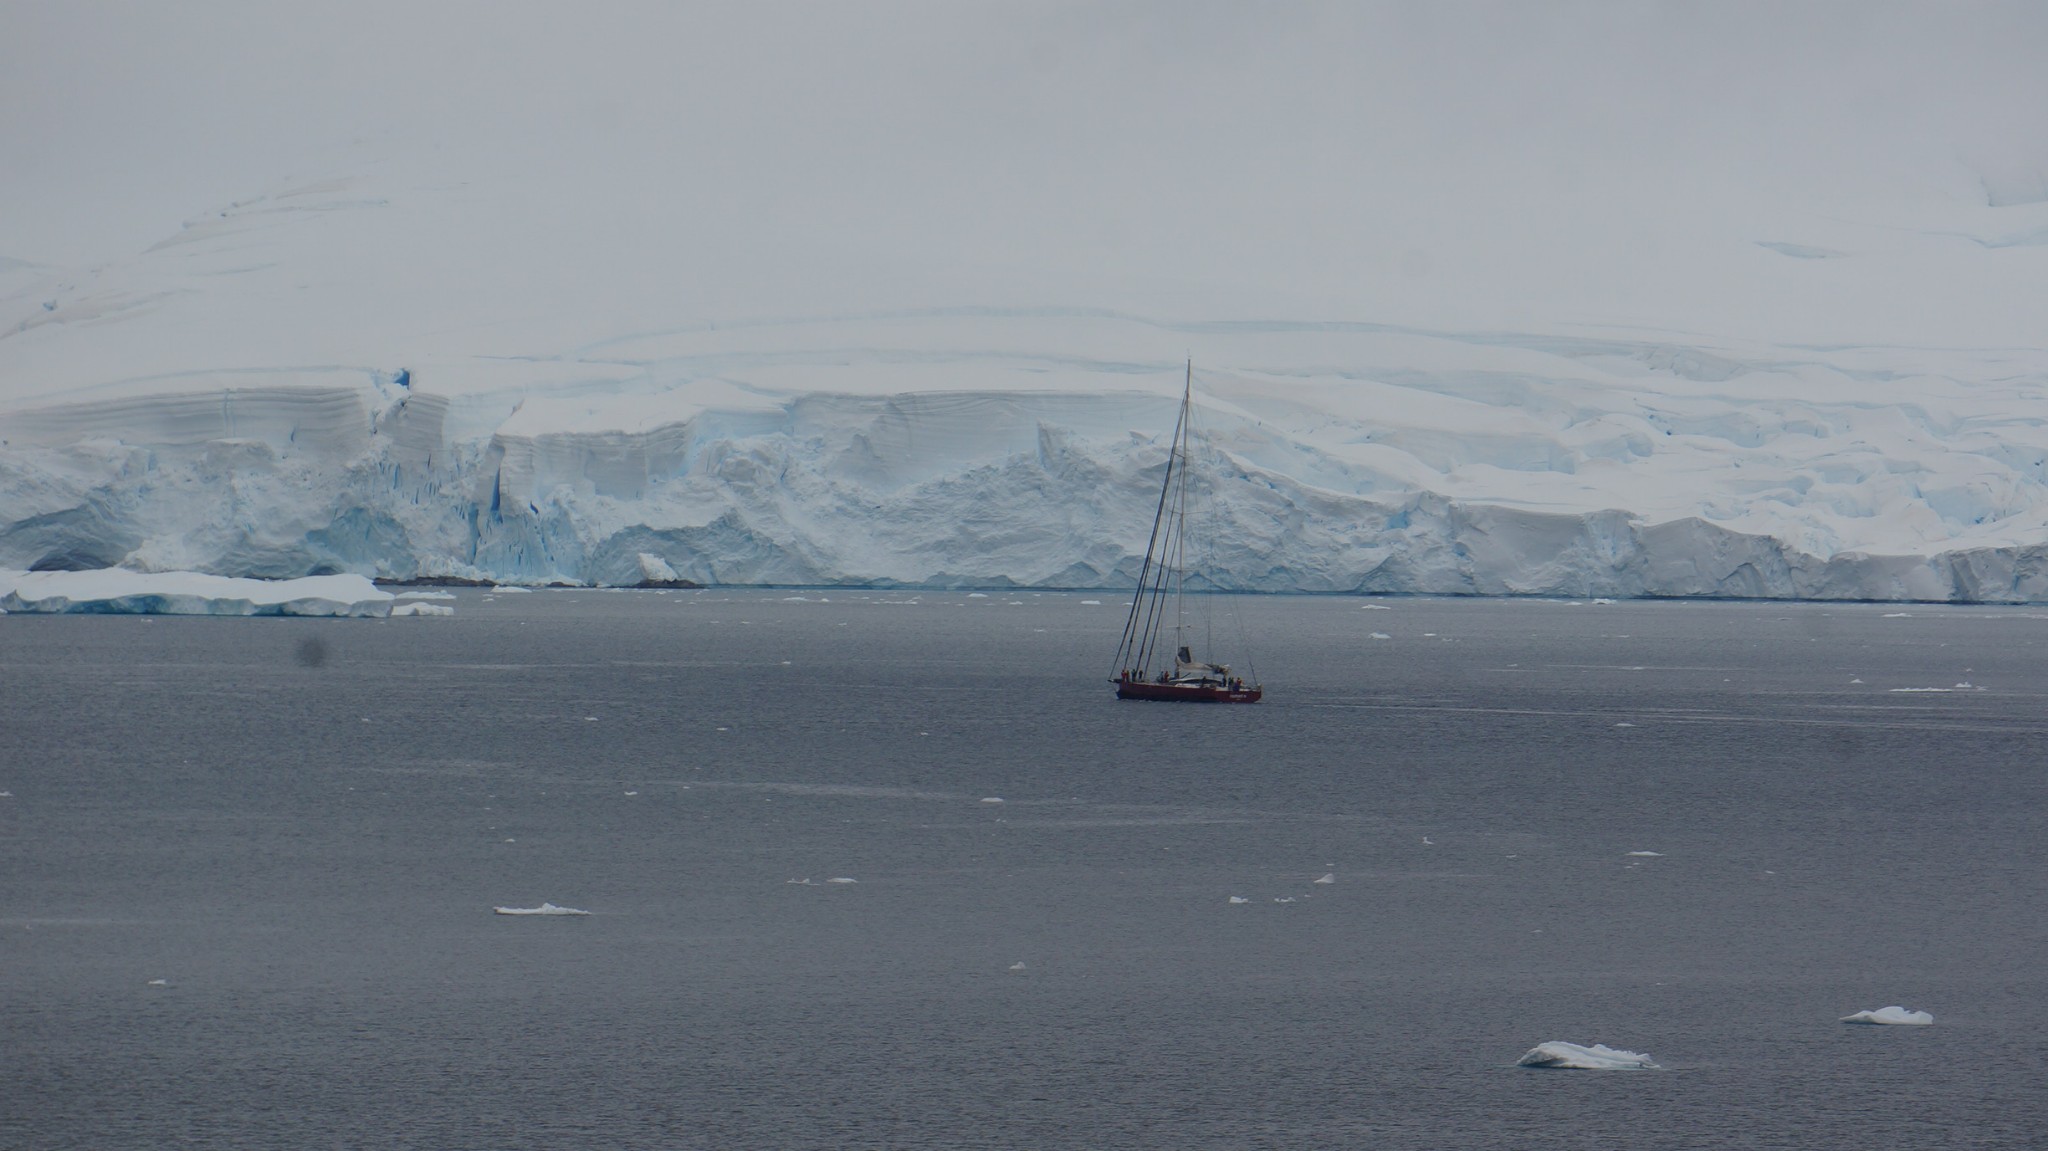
[5,312,2048,599]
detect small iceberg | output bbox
[1517,1042,1660,1070]
[1841,1006,1933,1026]
[493,902,590,916]
[1228,896,1249,904]
[390,602,454,617]
[826,876,858,884]
[1313,873,1335,885]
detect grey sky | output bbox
[5,1,2045,331]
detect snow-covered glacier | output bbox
[7,307,2048,598]
[5,7,2047,598]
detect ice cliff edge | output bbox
[6,317,2048,601]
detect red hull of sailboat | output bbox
[1115,680,1262,703]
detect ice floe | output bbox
[389,601,454,617]
[1841,1006,1933,1025]
[1626,851,1663,857]
[1313,873,1335,885]
[1517,1042,1661,1070]
[0,569,392,616]
[493,902,590,916]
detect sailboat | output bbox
[1111,364,1262,703]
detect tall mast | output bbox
[1173,361,1191,661]
[1113,363,1189,675]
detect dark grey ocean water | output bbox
[4,590,2046,1150]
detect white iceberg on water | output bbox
[389,601,454,617]
[1841,1006,1933,1025]
[1517,1042,1661,1070]
[0,569,392,617]
[492,902,590,916]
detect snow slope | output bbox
[4,6,2047,598]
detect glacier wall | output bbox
[6,322,2048,601]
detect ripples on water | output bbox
[4,592,2045,1149]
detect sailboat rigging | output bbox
[1111,363,1262,703]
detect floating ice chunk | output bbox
[395,590,457,600]
[1009,961,1027,971]
[0,569,392,617]
[1883,612,1912,618]
[146,978,168,986]
[1614,722,1636,728]
[1370,631,1391,640]
[1421,836,1434,845]
[1274,896,1296,903]
[787,878,815,885]
[1361,603,1392,610]
[1080,600,1102,605]
[494,586,532,593]
[967,592,988,598]
[980,797,1004,805]
[826,877,857,884]
[1850,677,1864,684]
[1314,873,1335,884]
[390,602,454,616]
[1517,1042,1660,1069]
[493,903,589,916]
[1626,851,1663,857]
[1228,896,1249,904]
[1592,598,1616,605]
[1841,1006,1933,1025]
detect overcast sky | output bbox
[6,1,2046,337]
